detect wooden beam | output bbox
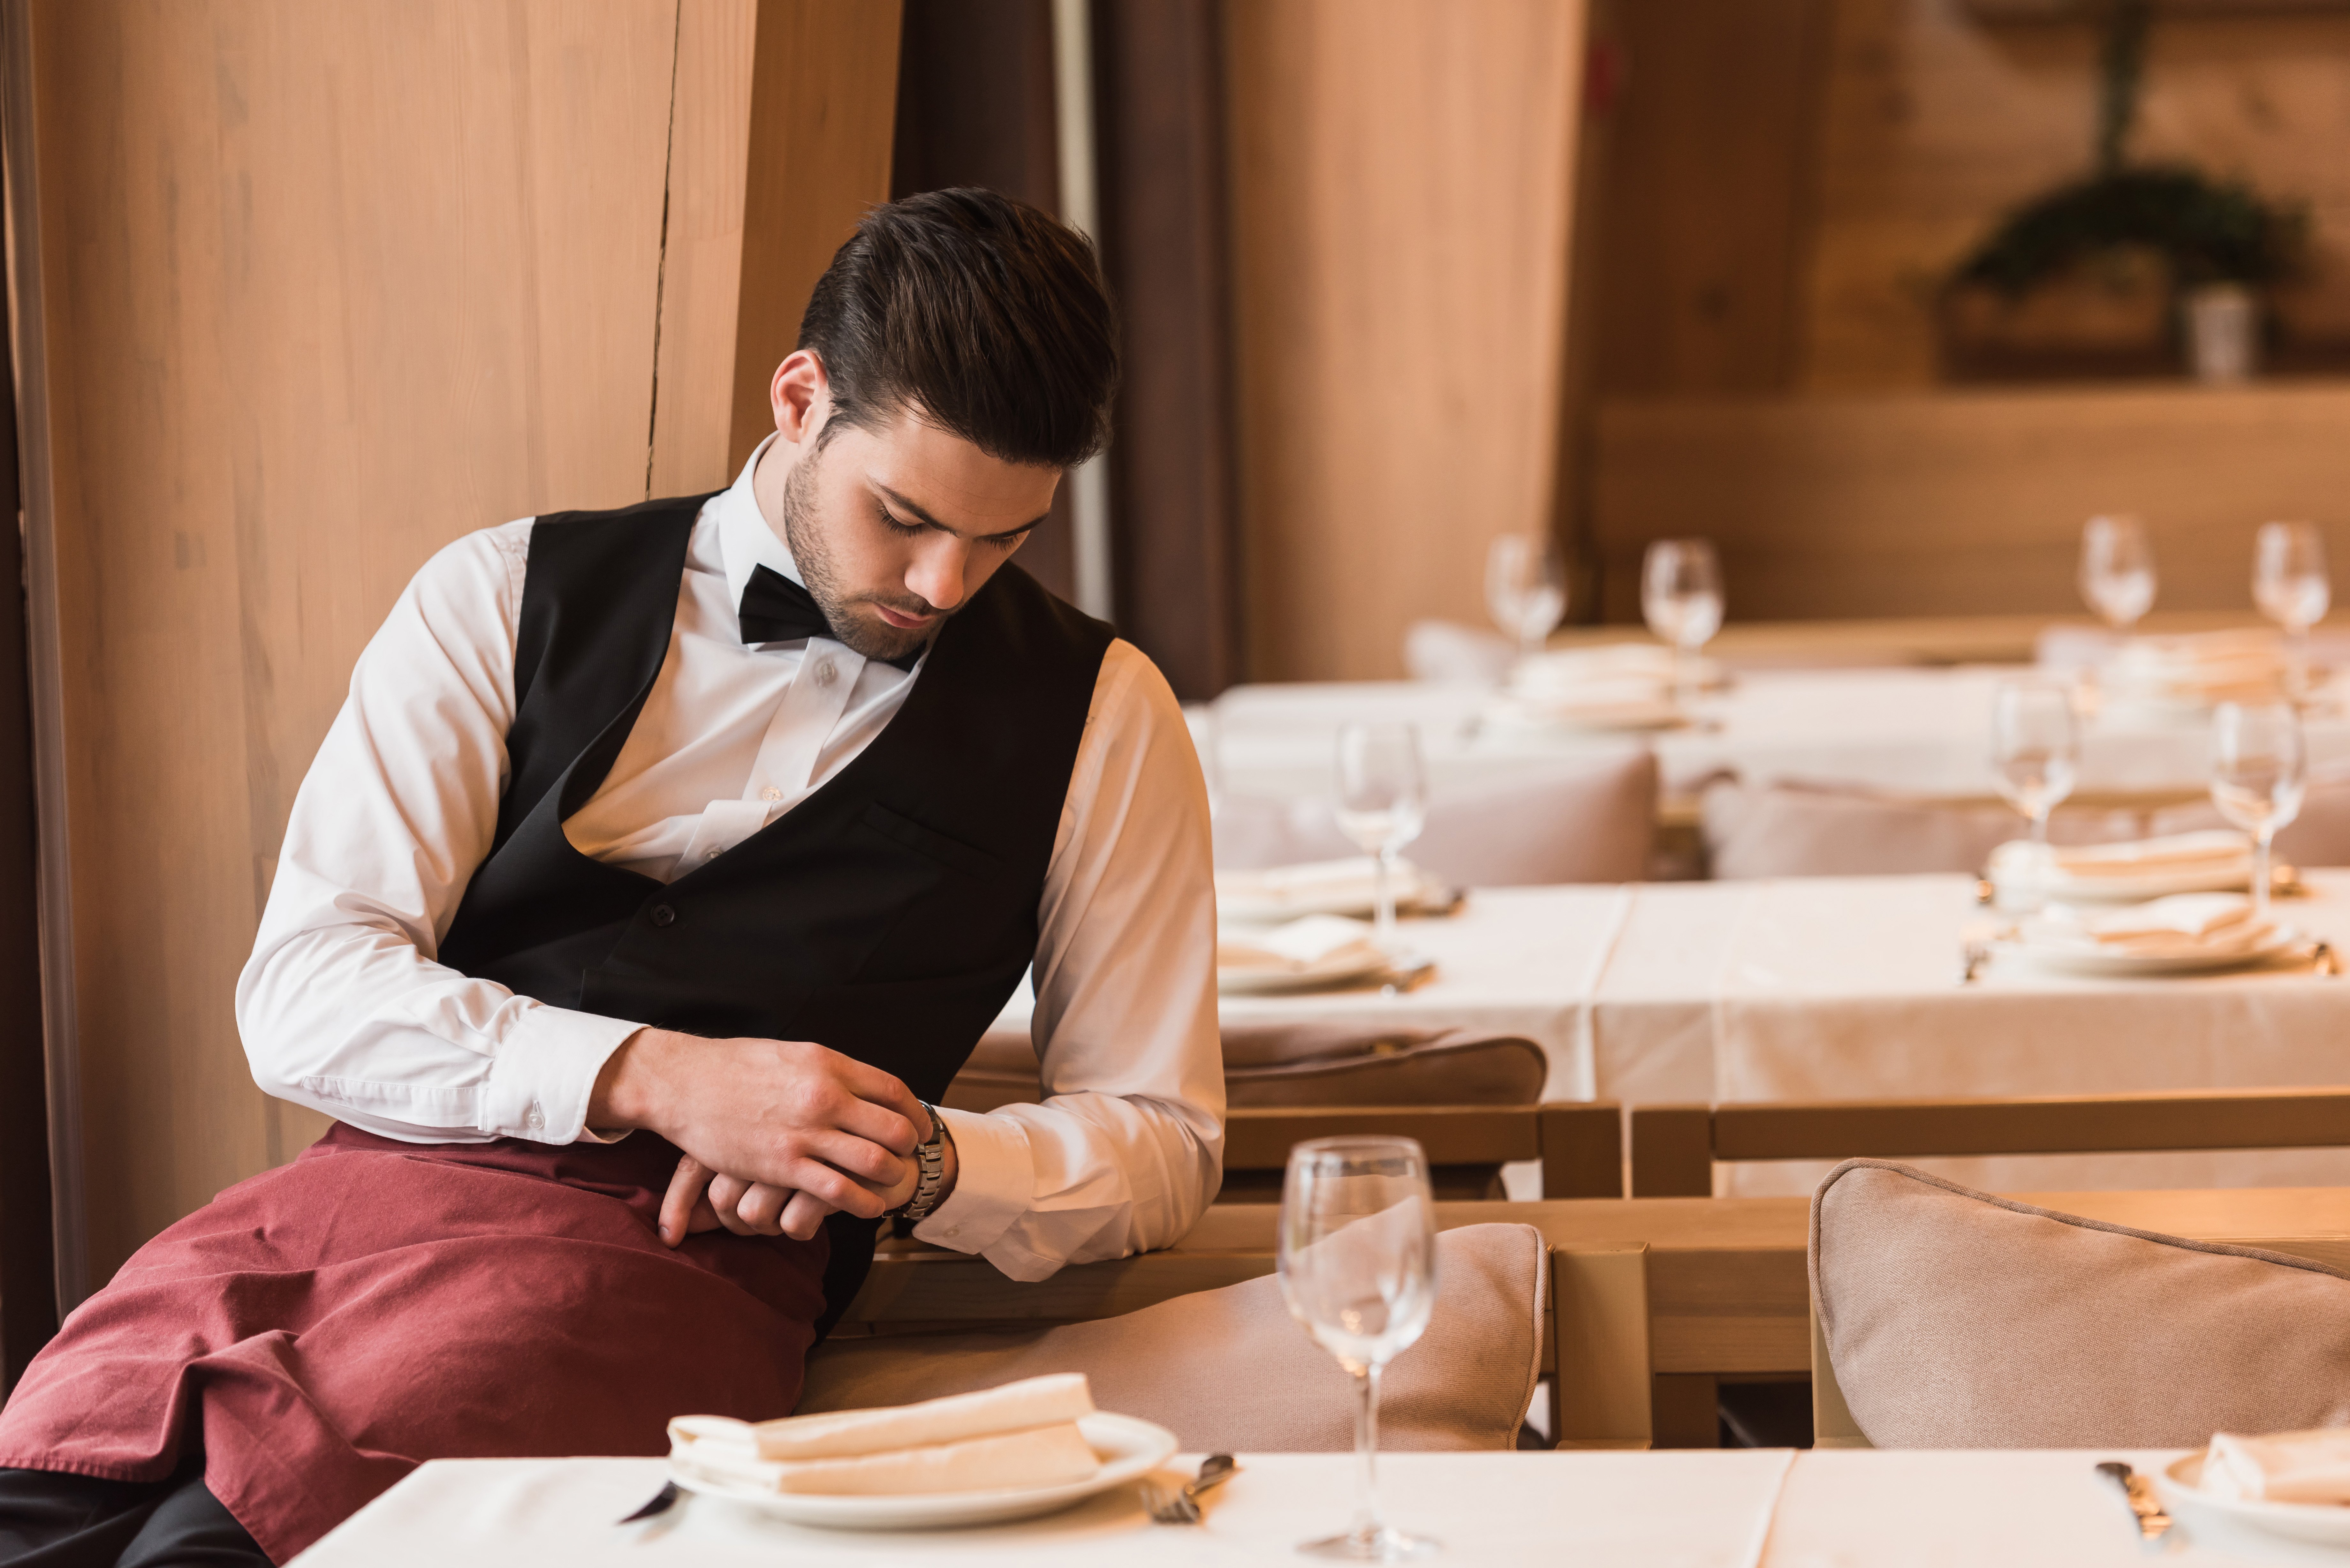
[1541,1103,1626,1200]
[1714,1088,2350,1161]
[1223,1104,1546,1171]
[1628,1105,1714,1197]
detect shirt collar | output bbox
[717,432,805,612]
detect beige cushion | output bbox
[1704,779,2146,879]
[944,1022,1545,1114]
[1812,1159,2350,1449]
[1215,754,1658,886]
[803,1222,1547,1451]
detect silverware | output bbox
[1379,958,1437,996]
[2095,1460,2173,1547]
[1959,939,1990,985]
[2313,938,2341,977]
[1142,1453,1238,1524]
[617,1479,680,1523]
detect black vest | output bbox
[436,493,1113,1320]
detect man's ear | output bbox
[770,350,828,447]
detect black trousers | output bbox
[0,1467,267,1568]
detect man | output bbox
[0,188,1221,1565]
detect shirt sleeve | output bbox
[235,522,642,1144]
[911,640,1225,1280]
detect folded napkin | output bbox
[1217,914,1383,974]
[2102,629,2290,708]
[2026,893,2273,958]
[2203,1428,2350,1504]
[1989,831,2253,890]
[1217,856,1443,922]
[668,1373,1102,1497]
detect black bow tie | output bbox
[737,564,924,671]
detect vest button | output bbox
[649,904,677,928]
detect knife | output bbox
[2095,1461,2174,1547]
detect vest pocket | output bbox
[854,802,1001,881]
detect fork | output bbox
[1141,1453,1238,1524]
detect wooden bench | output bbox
[845,1188,2350,1448]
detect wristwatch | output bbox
[895,1101,954,1224]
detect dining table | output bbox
[290,1445,2350,1565]
[991,869,2350,1196]
[1202,666,2350,807]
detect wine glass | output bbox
[2077,515,2157,632]
[1991,681,2079,902]
[1335,723,1427,958]
[1484,534,1568,660]
[1279,1136,1439,1562]
[2254,521,2330,698]
[1641,538,1725,698]
[2212,701,2306,922]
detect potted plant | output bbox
[1942,0,2307,383]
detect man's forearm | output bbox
[588,1026,676,1132]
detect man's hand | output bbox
[590,1029,928,1240]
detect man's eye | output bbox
[879,512,924,537]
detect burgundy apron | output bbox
[0,1126,825,1561]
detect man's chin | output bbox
[835,610,935,665]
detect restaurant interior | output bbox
[7,0,2350,1562]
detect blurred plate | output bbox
[1218,948,1392,995]
[1999,924,2303,977]
[2157,1450,2350,1548]
[671,1412,1177,1532]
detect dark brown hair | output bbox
[796,188,1118,470]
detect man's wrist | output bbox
[588,1027,673,1132]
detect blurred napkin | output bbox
[669,1373,1101,1497]
[1479,642,1697,733]
[2203,1428,2350,1504]
[1217,857,1448,923]
[2101,629,2289,709]
[1217,914,1384,976]
[2025,893,2273,958]
[1989,831,2253,891]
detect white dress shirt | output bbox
[236,445,1224,1281]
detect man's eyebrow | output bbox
[873,481,1046,542]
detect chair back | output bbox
[1216,753,1658,886]
[1631,1087,2350,1197]
[1700,777,2145,879]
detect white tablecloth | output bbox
[1207,668,2350,802]
[290,1451,1797,1567]
[292,1448,2350,1566]
[1005,874,2350,1195]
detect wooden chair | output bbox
[1628,1087,2350,1198]
[1223,1101,1623,1201]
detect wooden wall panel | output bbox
[17,0,901,1289]
[1592,384,2350,622]
[726,0,905,473]
[1223,0,1588,682]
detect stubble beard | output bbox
[778,453,941,667]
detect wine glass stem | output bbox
[1348,1362,1384,1541]
[2255,830,2274,922]
[1374,848,1398,953]
[2030,808,2051,848]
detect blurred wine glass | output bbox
[1334,723,1426,957]
[2077,515,2157,632]
[1991,681,2079,901]
[1641,539,1724,697]
[1484,534,1568,660]
[1279,1136,1439,1562]
[2212,701,2306,922]
[2254,521,2330,697]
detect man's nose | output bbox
[906,538,969,612]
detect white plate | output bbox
[1218,949,1392,994]
[1219,887,1458,924]
[2158,1450,2350,1547]
[2000,924,2305,977]
[671,1411,1178,1532]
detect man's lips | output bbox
[873,604,937,630]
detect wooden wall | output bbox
[1593,382,2350,620]
[14,0,901,1293]
[1223,0,1588,681]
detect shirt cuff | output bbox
[480,1003,644,1143]
[911,1106,1033,1255]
